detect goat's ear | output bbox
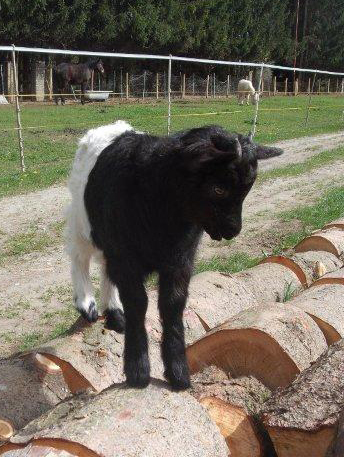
[182,136,242,172]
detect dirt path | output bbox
[1,130,344,356]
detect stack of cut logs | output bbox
[1,218,344,456]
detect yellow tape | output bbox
[0,105,343,132]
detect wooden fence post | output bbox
[182,73,186,99]
[91,70,94,91]
[226,75,230,97]
[48,65,53,101]
[206,75,209,98]
[125,72,129,99]
[273,76,277,95]
[294,79,299,96]
[261,78,264,94]
[11,45,25,172]
[327,79,330,93]
[341,78,344,93]
[307,78,311,94]
[156,73,159,99]
[284,78,288,95]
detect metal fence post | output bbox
[167,55,172,135]
[305,71,317,127]
[11,44,25,172]
[143,70,146,99]
[250,64,264,139]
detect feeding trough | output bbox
[84,90,112,101]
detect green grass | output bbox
[274,185,344,253]
[18,331,44,351]
[281,186,344,229]
[0,220,64,262]
[0,298,30,319]
[9,285,80,351]
[195,252,260,275]
[259,146,344,183]
[1,94,344,197]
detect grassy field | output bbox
[1,94,344,197]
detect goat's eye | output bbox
[213,186,226,196]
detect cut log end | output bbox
[262,339,344,457]
[264,426,335,457]
[200,397,263,457]
[0,419,14,441]
[187,304,327,390]
[33,353,62,374]
[188,327,299,390]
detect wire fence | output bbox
[0,44,344,196]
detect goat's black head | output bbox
[177,126,258,241]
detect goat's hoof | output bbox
[125,357,150,388]
[104,308,125,333]
[164,366,191,391]
[125,367,150,388]
[78,300,98,323]
[126,374,150,389]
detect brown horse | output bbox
[54,59,105,105]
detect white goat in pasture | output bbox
[237,79,259,105]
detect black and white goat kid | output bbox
[66,121,283,390]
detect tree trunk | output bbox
[200,397,263,457]
[187,303,327,390]
[232,263,302,302]
[310,268,344,288]
[295,229,344,260]
[290,283,344,345]
[186,270,258,338]
[323,217,344,231]
[190,365,273,457]
[27,315,163,394]
[260,251,342,287]
[261,339,344,457]
[0,382,228,457]
[0,316,164,440]
[0,354,70,441]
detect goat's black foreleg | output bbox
[107,262,150,388]
[158,266,192,391]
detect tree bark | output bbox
[323,217,344,231]
[290,283,344,345]
[186,271,258,338]
[0,354,70,441]
[29,315,163,394]
[187,303,327,390]
[310,268,344,288]
[232,263,302,303]
[295,229,344,260]
[262,339,344,457]
[260,251,342,287]
[0,382,228,457]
